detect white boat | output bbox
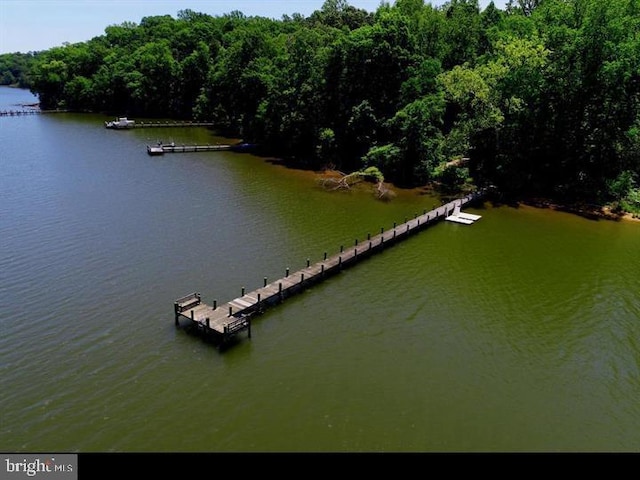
[105,117,135,129]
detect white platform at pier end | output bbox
[445,205,482,225]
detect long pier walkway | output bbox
[174,189,485,347]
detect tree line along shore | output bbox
[1,0,639,217]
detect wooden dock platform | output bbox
[174,190,485,347]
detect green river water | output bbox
[1,86,638,452]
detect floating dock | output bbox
[446,204,482,224]
[174,190,485,348]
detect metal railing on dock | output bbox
[173,189,486,348]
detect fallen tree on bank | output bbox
[316,166,396,201]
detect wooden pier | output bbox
[106,118,215,129]
[0,109,67,116]
[174,190,485,347]
[147,144,232,155]
[134,120,215,128]
[147,143,255,155]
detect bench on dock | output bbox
[174,292,201,313]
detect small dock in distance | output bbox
[147,143,255,155]
[174,190,484,348]
[0,109,67,116]
[134,120,215,128]
[105,117,215,129]
[147,144,231,155]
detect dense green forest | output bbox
[2,0,639,212]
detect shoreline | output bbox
[311,171,640,224]
[518,198,640,223]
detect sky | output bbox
[0,0,508,54]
